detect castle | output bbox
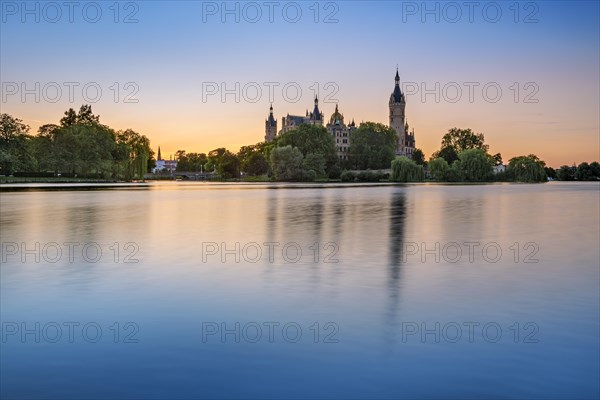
[265,69,416,160]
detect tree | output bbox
[391,156,424,182]
[590,162,600,180]
[428,157,449,181]
[575,162,597,181]
[446,161,464,182]
[432,146,458,165]
[544,166,556,179]
[492,153,503,166]
[116,129,152,179]
[456,148,493,182]
[270,145,306,181]
[60,105,100,127]
[441,127,489,153]
[50,124,117,177]
[557,165,576,181]
[207,148,240,178]
[276,124,337,174]
[303,153,326,178]
[238,143,269,176]
[0,113,33,175]
[508,154,547,182]
[412,148,425,165]
[38,124,60,140]
[348,122,396,170]
[176,151,208,172]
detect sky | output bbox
[1,0,599,167]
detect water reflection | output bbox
[0,182,598,399]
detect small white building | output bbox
[493,164,506,174]
[152,147,178,173]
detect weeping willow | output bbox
[117,129,152,181]
[391,156,424,182]
[508,155,547,182]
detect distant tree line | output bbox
[0,106,152,180]
[4,109,597,183]
[545,163,600,181]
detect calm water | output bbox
[1,182,599,399]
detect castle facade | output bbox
[265,69,416,160]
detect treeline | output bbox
[174,124,561,183]
[0,106,152,180]
[547,163,600,181]
[4,107,597,183]
[174,122,401,180]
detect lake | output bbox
[1,182,599,399]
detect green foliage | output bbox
[574,162,600,181]
[303,153,326,178]
[457,148,493,182]
[60,105,100,127]
[557,165,576,181]
[1,107,152,180]
[340,170,388,182]
[237,143,270,176]
[508,154,547,182]
[53,124,118,178]
[0,113,33,175]
[327,164,342,179]
[432,127,489,166]
[492,153,503,166]
[116,129,152,180]
[446,161,464,182]
[391,156,424,182]
[348,122,397,170]
[428,157,449,181]
[411,148,425,165]
[544,167,556,179]
[269,145,307,181]
[441,127,489,153]
[175,150,208,172]
[207,148,240,179]
[589,162,600,179]
[340,170,355,182]
[275,124,337,174]
[434,146,458,165]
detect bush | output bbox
[391,156,424,182]
[327,164,342,179]
[340,170,356,182]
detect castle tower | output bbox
[389,68,407,155]
[265,104,277,142]
[309,95,323,125]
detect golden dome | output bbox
[329,104,344,125]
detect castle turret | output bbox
[310,96,323,125]
[265,104,277,142]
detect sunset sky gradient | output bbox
[1,0,599,167]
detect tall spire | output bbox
[267,104,276,126]
[392,67,403,103]
[312,95,321,121]
[157,146,162,161]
